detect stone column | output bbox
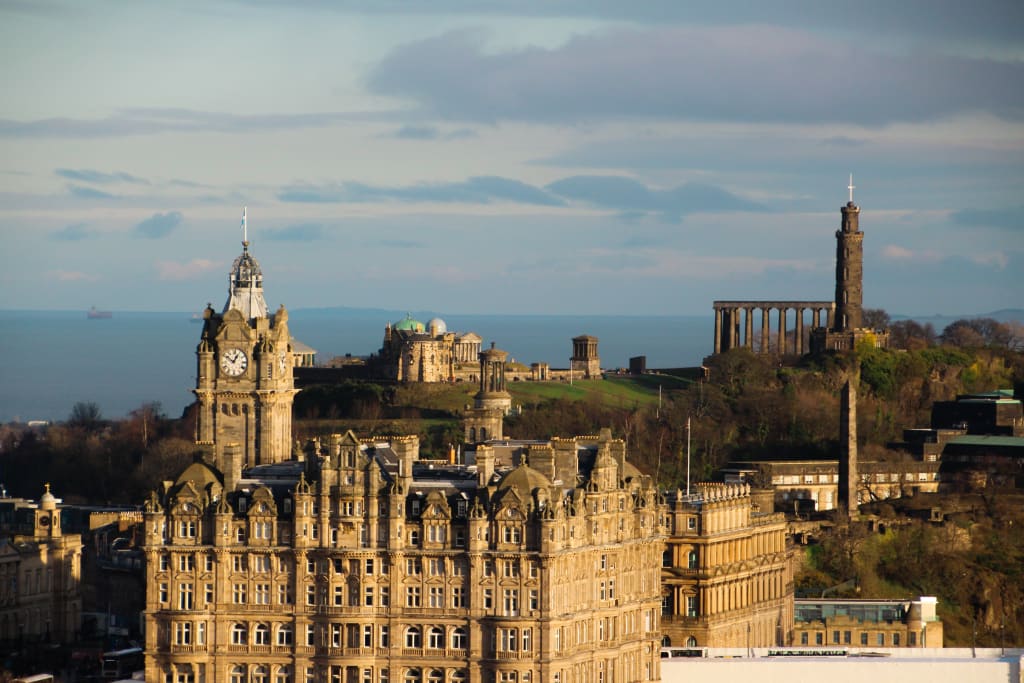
[812,308,821,329]
[733,308,741,350]
[745,308,754,350]
[714,307,722,354]
[795,308,804,355]
[826,306,835,329]
[761,308,770,354]
[777,308,786,355]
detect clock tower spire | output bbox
[193,209,296,475]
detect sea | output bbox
[0,309,713,423]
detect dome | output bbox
[427,318,447,335]
[40,483,56,511]
[496,462,552,494]
[393,314,425,333]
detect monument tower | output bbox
[193,208,296,472]
[833,175,863,332]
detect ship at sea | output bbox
[87,306,112,319]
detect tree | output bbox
[862,308,891,331]
[889,319,936,350]
[68,401,103,430]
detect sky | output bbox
[1,0,1022,316]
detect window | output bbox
[159,554,170,571]
[483,588,493,610]
[687,550,698,569]
[380,586,390,606]
[205,554,215,572]
[278,624,294,646]
[452,586,466,608]
[178,583,193,610]
[179,520,196,538]
[451,627,467,650]
[179,555,195,571]
[503,526,521,543]
[253,555,271,573]
[428,626,444,649]
[429,558,443,576]
[503,561,519,578]
[231,623,248,645]
[500,628,518,652]
[406,586,421,607]
[429,586,443,608]
[233,556,247,573]
[380,625,389,648]
[409,530,420,546]
[253,665,269,683]
[843,630,851,645]
[832,630,840,644]
[305,584,315,605]
[253,623,270,645]
[686,596,698,618]
[529,589,538,611]
[427,525,445,543]
[800,632,808,645]
[334,585,344,606]
[687,517,697,530]
[276,666,293,683]
[503,589,519,616]
[909,632,917,646]
[205,583,214,605]
[363,624,374,647]
[522,628,532,651]
[893,633,901,646]
[815,632,823,645]
[455,530,465,548]
[877,633,885,646]
[365,559,374,575]
[278,583,293,605]
[365,586,374,606]
[233,583,247,604]
[231,666,247,683]
[405,626,421,648]
[861,632,868,645]
[175,622,192,645]
[255,583,270,605]
[406,558,421,575]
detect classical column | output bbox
[812,308,821,329]
[732,308,741,350]
[761,308,770,354]
[826,305,835,329]
[795,308,804,355]
[714,307,722,354]
[745,308,754,349]
[777,308,786,355]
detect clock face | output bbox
[221,348,248,376]
[39,515,50,527]
[278,351,289,373]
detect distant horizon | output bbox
[3,305,1022,322]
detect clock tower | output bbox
[193,209,296,471]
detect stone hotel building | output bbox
[143,431,665,683]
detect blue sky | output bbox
[1,0,1021,316]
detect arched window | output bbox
[253,666,269,683]
[427,670,444,683]
[231,623,248,645]
[275,666,292,683]
[451,627,467,650]
[428,626,444,649]
[404,669,422,683]
[469,428,476,442]
[687,550,698,569]
[277,624,293,646]
[405,626,421,648]
[686,636,698,647]
[253,623,270,645]
[230,665,246,683]
[451,671,467,682]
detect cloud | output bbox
[970,252,1010,269]
[880,244,943,262]
[55,168,148,184]
[384,124,478,140]
[50,223,94,241]
[134,211,183,239]
[47,269,98,282]
[950,206,1023,230]
[156,258,220,280]
[0,107,376,139]
[68,184,117,199]
[545,175,762,219]
[390,125,440,139]
[367,27,1024,125]
[264,223,325,241]
[279,176,564,206]
[366,238,427,248]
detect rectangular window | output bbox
[503,589,519,616]
[205,554,214,572]
[429,558,443,576]
[877,633,885,646]
[306,624,315,646]
[379,585,390,607]
[500,628,519,652]
[365,559,374,575]
[455,530,466,548]
[179,555,194,572]
[406,586,421,607]
[232,583,246,604]
[233,556,247,573]
[380,625,389,648]
[204,583,214,605]
[484,588,493,610]
[429,586,444,608]
[406,558,421,575]
[800,632,808,645]
[306,584,315,605]
[178,583,193,610]
[504,561,519,578]
[860,632,868,645]
[159,554,169,571]
[253,555,270,573]
[363,624,373,647]
[174,621,192,645]
[843,630,851,645]
[364,586,374,606]
[255,583,270,605]
[278,583,293,605]
[529,589,539,611]
[893,633,901,646]
[334,585,344,606]
[832,630,840,644]
[452,586,466,608]
[815,632,823,645]
[909,632,917,646]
